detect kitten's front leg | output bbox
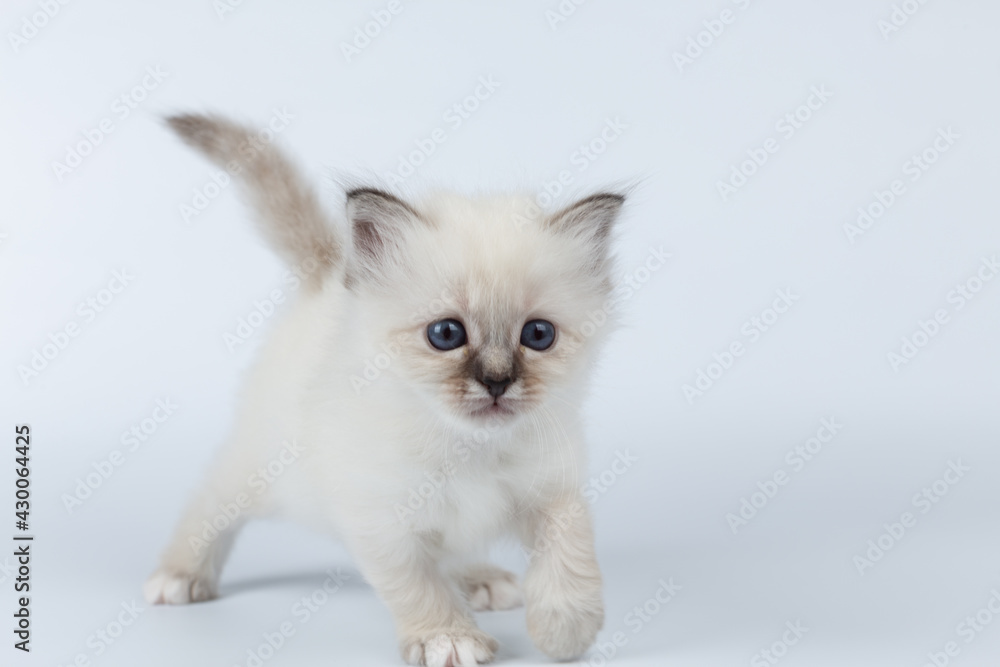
[522,494,604,661]
[351,533,497,666]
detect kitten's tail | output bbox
[166,113,341,289]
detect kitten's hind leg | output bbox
[452,564,523,612]
[144,457,260,605]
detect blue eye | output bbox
[520,320,555,351]
[427,319,467,351]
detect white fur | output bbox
[149,116,621,666]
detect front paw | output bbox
[400,627,498,667]
[143,569,218,604]
[526,592,604,660]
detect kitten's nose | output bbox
[481,376,513,398]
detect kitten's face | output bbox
[347,190,623,427]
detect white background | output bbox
[2,1,1000,666]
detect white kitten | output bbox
[145,113,625,666]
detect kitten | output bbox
[145,113,625,667]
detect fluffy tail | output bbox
[166,113,341,289]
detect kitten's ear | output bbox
[546,192,624,264]
[345,188,422,285]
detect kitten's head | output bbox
[344,188,624,428]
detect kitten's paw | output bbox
[526,594,604,660]
[454,565,523,611]
[143,570,217,605]
[400,628,498,667]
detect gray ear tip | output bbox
[578,192,627,209]
[345,186,391,200]
[345,188,422,227]
[605,192,626,207]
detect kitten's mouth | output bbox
[467,399,517,419]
